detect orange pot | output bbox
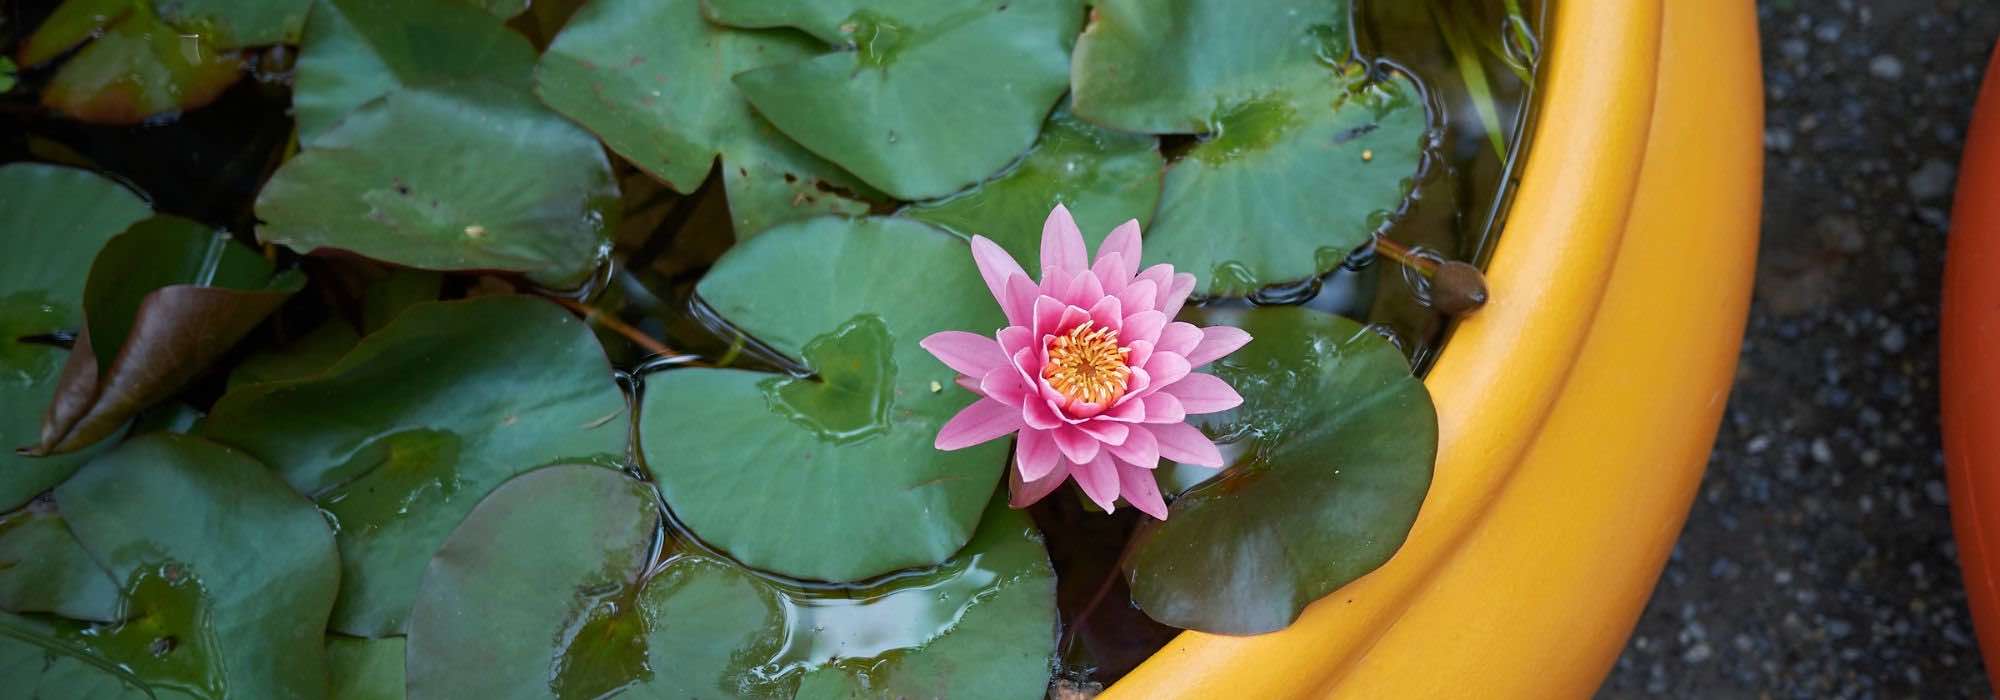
[1103,0,1763,696]
[1942,41,2000,690]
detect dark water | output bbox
[2,0,1539,692]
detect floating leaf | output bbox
[329,636,406,700]
[40,4,243,125]
[15,0,132,68]
[201,296,629,636]
[0,502,121,622]
[640,216,1008,581]
[903,106,1162,270]
[291,0,538,144]
[256,82,618,286]
[1124,306,1435,634]
[407,465,1055,699]
[0,164,149,510]
[28,216,302,456]
[154,0,314,49]
[538,0,874,239]
[1070,0,1427,296]
[713,0,1082,200]
[31,433,341,697]
[0,612,156,699]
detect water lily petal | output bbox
[1143,351,1190,390]
[998,326,1034,360]
[1136,263,1175,296]
[1160,272,1198,318]
[1141,392,1185,424]
[1091,252,1127,295]
[981,366,1031,406]
[1125,339,1154,372]
[1004,273,1039,327]
[1186,325,1252,367]
[921,331,1008,378]
[1010,457,1069,508]
[1116,279,1157,314]
[935,398,1023,450]
[1033,295,1066,338]
[1021,389,1063,430]
[1151,421,1223,467]
[1122,310,1167,346]
[1157,321,1203,356]
[1041,203,1088,275]
[1165,372,1243,414]
[1054,304,1091,337]
[1078,419,1128,446]
[1119,465,1169,520]
[970,235,1029,322]
[1072,454,1121,512]
[1106,421,1160,469]
[1096,219,1143,280]
[1016,427,1062,481]
[1101,396,1146,423]
[1052,424,1100,464]
[1065,265,1105,307]
[1087,295,1123,332]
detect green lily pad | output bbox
[407,464,1054,699]
[1124,306,1435,634]
[0,612,154,699]
[536,0,872,239]
[903,105,1162,271]
[291,0,538,144]
[200,296,629,636]
[0,503,121,622]
[329,636,406,699]
[1145,79,1426,296]
[0,163,150,511]
[154,0,314,49]
[1068,0,1427,296]
[256,81,619,286]
[39,4,244,125]
[715,0,1083,201]
[15,0,132,68]
[29,216,303,456]
[1069,0,1352,133]
[638,216,1008,582]
[37,433,341,698]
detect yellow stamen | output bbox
[1043,321,1131,406]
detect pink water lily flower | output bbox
[922,205,1251,520]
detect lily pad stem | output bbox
[544,296,677,358]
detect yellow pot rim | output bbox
[1104,0,1763,695]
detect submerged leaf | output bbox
[714,0,1083,200]
[256,82,618,286]
[639,217,1009,582]
[200,295,629,636]
[0,164,150,510]
[39,4,243,125]
[407,465,1055,699]
[537,0,874,238]
[1124,307,1435,634]
[24,433,342,697]
[28,216,300,456]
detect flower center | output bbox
[1043,321,1131,406]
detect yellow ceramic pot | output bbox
[1102,0,1763,696]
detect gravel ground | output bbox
[1597,1,2000,697]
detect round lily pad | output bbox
[200,295,630,636]
[0,163,149,511]
[291,0,539,144]
[0,503,121,622]
[407,464,1055,699]
[0,611,154,699]
[328,635,406,700]
[1068,0,1427,296]
[639,216,1009,582]
[536,0,872,239]
[1124,306,1436,634]
[715,0,1083,200]
[44,433,341,698]
[256,81,619,287]
[902,105,1162,271]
